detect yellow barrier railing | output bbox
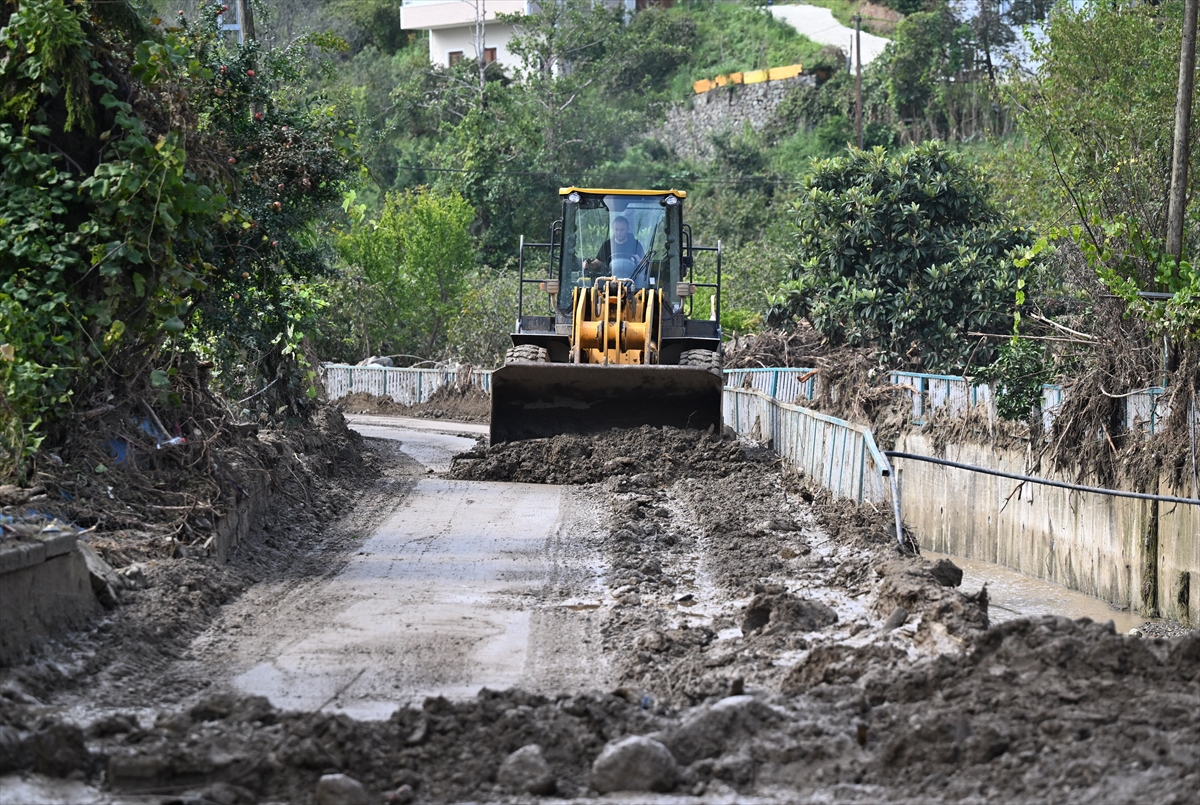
[693,63,803,94]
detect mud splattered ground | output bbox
[1,420,1197,804]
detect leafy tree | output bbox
[768,142,1039,372]
[1,0,358,474]
[1014,0,1199,339]
[334,187,476,359]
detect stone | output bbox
[742,592,837,634]
[883,605,909,630]
[383,784,415,804]
[930,558,964,587]
[0,724,32,773]
[77,542,120,608]
[316,773,370,805]
[198,781,257,805]
[661,695,779,766]
[498,743,556,796]
[32,722,90,777]
[590,735,677,794]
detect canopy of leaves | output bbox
[1014,0,1199,339]
[1,0,358,475]
[329,187,475,360]
[768,142,1038,372]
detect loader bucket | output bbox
[489,364,724,443]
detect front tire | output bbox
[679,349,722,376]
[505,345,549,364]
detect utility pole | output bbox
[1166,0,1198,267]
[854,13,863,150]
[238,0,255,43]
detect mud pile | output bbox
[1,407,385,706]
[4,627,1195,804]
[336,384,490,423]
[450,425,775,484]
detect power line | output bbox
[376,164,800,186]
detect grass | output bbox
[678,2,826,86]
[771,0,899,37]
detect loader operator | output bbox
[584,216,644,278]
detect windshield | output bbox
[559,193,682,310]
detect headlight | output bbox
[664,195,679,205]
[567,192,580,203]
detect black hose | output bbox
[884,451,1200,507]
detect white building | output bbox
[400,1,531,70]
[401,0,645,70]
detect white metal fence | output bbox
[888,371,994,422]
[724,368,818,404]
[320,364,491,405]
[321,364,1191,440]
[723,387,892,505]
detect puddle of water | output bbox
[924,550,1149,633]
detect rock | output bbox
[883,605,909,630]
[190,693,239,721]
[88,712,139,738]
[197,781,257,805]
[316,773,370,805]
[0,725,32,773]
[1128,628,1143,638]
[741,592,837,634]
[404,716,428,745]
[33,722,90,776]
[661,695,779,766]
[590,735,678,793]
[76,542,120,608]
[930,558,964,587]
[383,784,415,804]
[498,744,556,795]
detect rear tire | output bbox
[679,349,723,376]
[505,345,549,364]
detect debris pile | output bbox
[451,425,775,484]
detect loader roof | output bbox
[558,187,687,199]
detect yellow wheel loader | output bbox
[490,187,724,442]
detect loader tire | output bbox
[505,345,549,364]
[679,348,723,376]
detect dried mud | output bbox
[336,384,490,424]
[2,421,1197,804]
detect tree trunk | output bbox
[1166,0,1198,266]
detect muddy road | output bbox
[203,419,612,717]
[0,414,1197,804]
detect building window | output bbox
[484,47,497,64]
[448,50,463,67]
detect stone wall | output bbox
[662,75,815,161]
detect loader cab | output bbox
[513,186,721,365]
[557,189,685,312]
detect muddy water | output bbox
[923,549,1147,633]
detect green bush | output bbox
[769,142,1039,372]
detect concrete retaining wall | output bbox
[0,539,100,666]
[896,432,1199,625]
